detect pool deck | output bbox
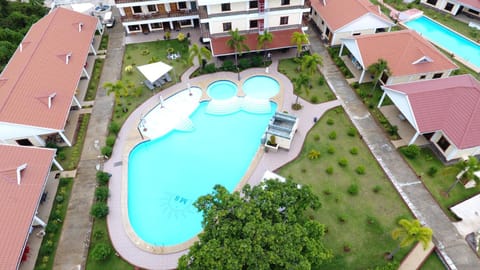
[104,57,340,269]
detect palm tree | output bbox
[367,58,390,90]
[104,80,130,112]
[445,156,480,196]
[226,28,249,75]
[301,53,323,76]
[292,73,310,107]
[388,219,432,260]
[291,32,309,58]
[257,30,274,65]
[188,43,212,68]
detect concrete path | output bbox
[52,19,124,270]
[398,241,435,270]
[306,24,480,270]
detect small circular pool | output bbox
[242,76,279,99]
[207,80,237,100]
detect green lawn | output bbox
[56,114,90,170]
[420,252,446,270]
[400,147,480,220]
[278,58,335,104]
[278,108,413,269]
[85,59,105,101]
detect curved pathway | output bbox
[306,25,480,270]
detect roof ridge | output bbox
[457,86,480,148]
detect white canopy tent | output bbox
[137,61,173,84]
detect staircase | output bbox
[206,97,241,115]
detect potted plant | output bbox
[265,135,279,152]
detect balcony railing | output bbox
[208,24,304,38]
[200,4,309,19]
[121,10,199,23]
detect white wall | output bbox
[387,69,454,85]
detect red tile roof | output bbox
[460,0,480,9]
[352,30,457,77]
[0,8,97,130]
[0,145,55,270]
[209,28,304,56]
[385,74,480,149]
[310,0,391,31]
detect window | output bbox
[444,3,454,11]
[151,23,162,29]
[221,3,231,11]
[375,28,386,33]
[468,9,480,15]
[132,6,142,13]
[423,132,434,140]
[280,16,288,25]
[223,22,232,31]
[250,20,258,28]
[419,75,426,80]
[147,5,157,12]
[426,0,437,5]
[249,0,258,9]
[178,1,187,9]
[281,0,290,5]
[16,139,33,146]
[128,25,140,31]
[437,136,451,152]
[353,32,361,36]
[180,20,192,26]
[433,73,443,79]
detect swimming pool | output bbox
[207,80,237,99]
[242,75,280,99]
[128,101,276,247]
[404,16,480,69]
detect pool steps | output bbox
[206,96,272,115]
[174,117,194,132]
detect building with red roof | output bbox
[421,0,480,20]
[309,0,394,45]
[339,29,457,84]
[0,145,59,269]
[0,7,99,147]
[380,74,480,161]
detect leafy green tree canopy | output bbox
[178,180,333,270]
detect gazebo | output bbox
[137,61,173,90]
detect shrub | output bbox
[203,63,216,73]
[351,82,359,89]
[388,125,399,136]
[222,60,235,71]
[347,183,359,195]
[323,189,332,195]
[337,214,347,223]
[427,166,438,177]
[108,122,120,135]
[327,145,335,154]
[93,230,104,240]
[326,166,334,175]
[177,32,185,42]
[96,171,111,185]
[46,222,58,234]
[95,186,109,202]
[55,195,64,203]
[310,96,319,103]
[313,134,320,141]
[347,127,356,137]
[401,145,420,159]
[318,76,325,86]
[338,158,348,167]
[350,147,358,155]
[326,118,334,125]
[328,131,337,140]
[238,58,251,70]
[373,185,382,193]
[251,55,263,67]
[106,135,116,147]
[91,243,112,261]
[355,166,366,175]
[124,65,133,74]
[90,202,109,218]
[101,146,112,157]
[308,149,321,160]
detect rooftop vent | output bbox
[16,163,27,185]
[412,56,433,65]
[78,22,84,32]
[66,52,72,64]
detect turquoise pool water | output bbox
[207,80,237,99]
[242,75,280,99]
[405,16,480,69]
[128,101,276,246]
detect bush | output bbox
[308,149,321,160]
[251,55,263,67]
[238,58,251,70]
[347,127,356,137]
[90,202,109,218]
[427,166,438,177]
[203,63,216,73]
[326,166,334,175]
[91,243,112,261]
[347,183,359,195]
[318,76,325,86]
[351,82,359,89]
[350,147,358,155]
[55,195,64,203]
[93,230,104,240]
[313,134,320,141]
[108,122,120,135]
[310,96,319,103]
[106,135,116,147]
[326,118,334,125]
[337,214,347,223]
[401,145,420,159]
[355,166,366,175]
[338,158,348,167]
[373,185,382,193]
[323,189,332,195]
[96,171,111,185]
[328,131,337,140]
[327,145,335,154]
[46,222,58,234]
[222,60,235,71]
[95,186,109,202]
[101,146,112,158]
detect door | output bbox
[157,4,167,15]
[170,3,178,13]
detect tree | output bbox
[291,31,309,57]
[445,156,480,196]
[367,58,390,90]
[188,43,212,68]
[103,80,130,112]
[301,53,323,76]
[257,30,273,65]
[293,73,310,107]
[178,180,333,269]
[388,219,432,260]
[226,28,249,74]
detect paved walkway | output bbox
[306,24,480,270]
[398,241,435,270]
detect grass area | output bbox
[278,107,413,269]
[420,252,446,270]
[400,147,480,219]
[99,34,109,51]
[34,178,74,270]
[278,58,335,104]
[56,114,90,170]
[85,59,105,101]
[326,46,354,79]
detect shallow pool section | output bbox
[405,16,480,70]
[207,80,237,100]
[242,76,280,99]
[128,102,276,246]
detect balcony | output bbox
[121,10,199,23]
[200,4,309,19]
